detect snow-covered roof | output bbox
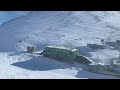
[46,45,74,50]
[89,62,99,65]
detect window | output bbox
[69,51,72,55]
[67,54,70,57]
[66,51,69,53]
[63,50,65,52]
[45,48,48,50]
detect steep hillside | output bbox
[0,11,120,52]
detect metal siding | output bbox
[42,46,79,62]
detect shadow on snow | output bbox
[11,56,72,71]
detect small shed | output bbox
[88,63,108,73]
[105,41,115,47]
[27,46,36,53]
[87,43,105,49]
[114,40,120,50]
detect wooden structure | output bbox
[27,46,36,53]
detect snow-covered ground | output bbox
[0,11,120,79]
[0,52,119,79]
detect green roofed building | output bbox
[41,45,80,63]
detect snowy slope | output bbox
[0,11,120,79]
[1,11,120,51]
[0,11,29,25]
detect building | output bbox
[27,46,36,53]
[41,45,80,63]
[114,40,120,50]
[87,43,105,49]
[88,62,109,73]
[88,59,120,77]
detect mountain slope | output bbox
[0,11,120,52]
